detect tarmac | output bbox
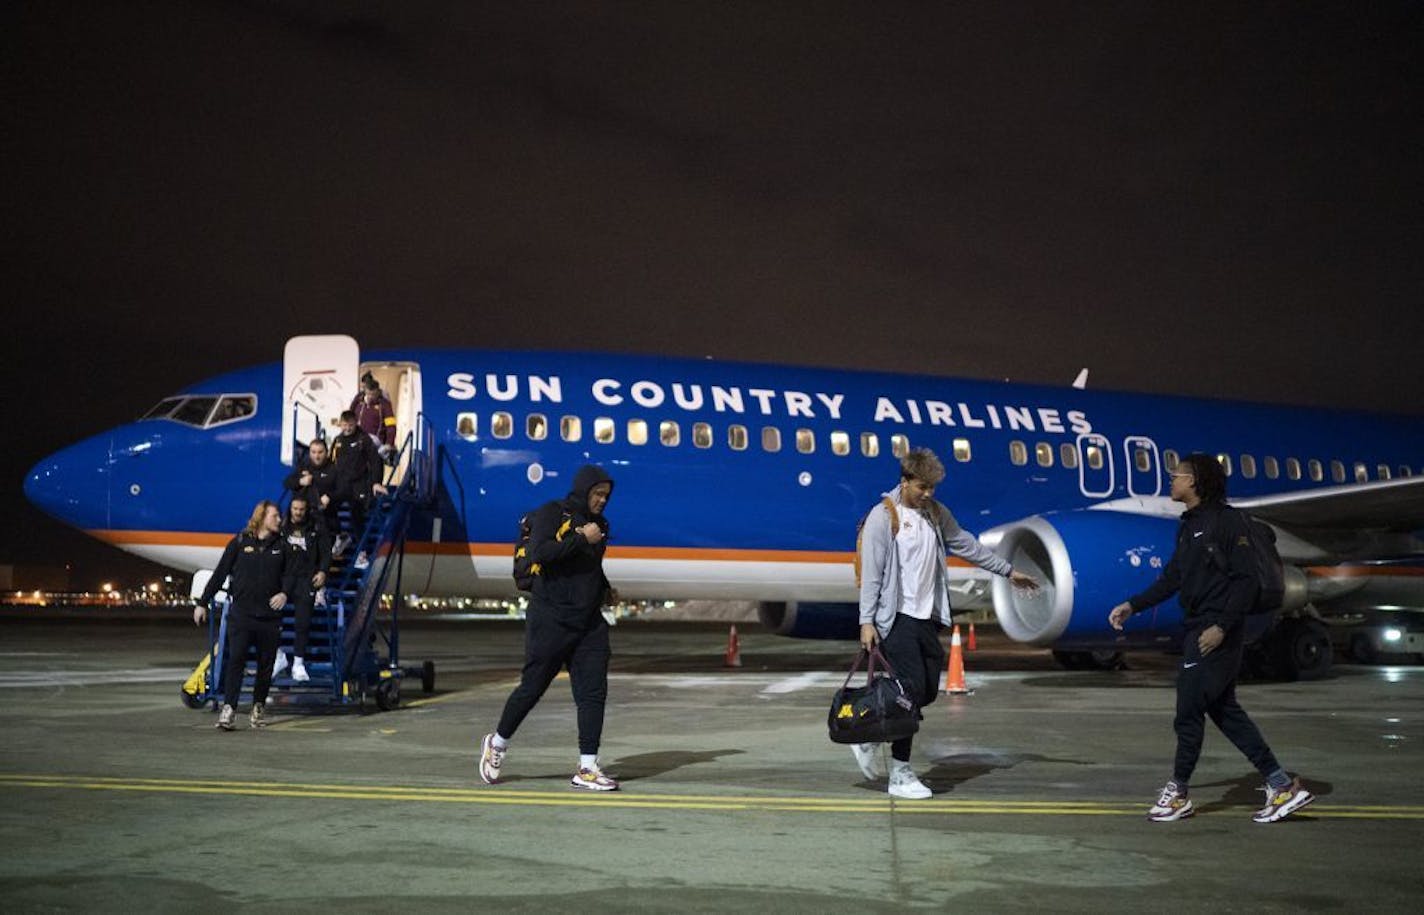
[1,614,1421,913]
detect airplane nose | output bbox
[25,434,113,530]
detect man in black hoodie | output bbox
[1109,452,1314,823]
[478,465,619,791]
[272,495,330,684]
[330,411,388,551]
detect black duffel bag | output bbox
[827,646,921,745]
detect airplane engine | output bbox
[985,510,1311,649]
[757,601,860,640]
[985,511,1187,647]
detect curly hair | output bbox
[1179,452,1228,503]
[243,500,280,538]
[900,447,945,486]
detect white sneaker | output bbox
[1147,780,1195,822]
[1253,777,1314,823]
[478,733,506,785]
[291,657,310,683]
[851,742,884,780]
[272,651,289,677]
[332,534,351,558]
[216,703,236,731]
[354,552,370,570]
[888,763,932,799]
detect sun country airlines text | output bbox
[446,374,1093,435]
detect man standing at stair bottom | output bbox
[478,465,620,791]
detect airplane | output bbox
[24,335,1424,680]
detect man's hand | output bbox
[1108,602,1134,631]
[859,623,878,650]
[319,494,330,508]
[299,471,313,487]
[372,483,389,497]
[192,603,207,626]
[269,592,288,610]
[1009,570,1040,591]
[579,522,604,545]
[312,571,326,588]
[1198,624,1225,655]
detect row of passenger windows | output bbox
[454,412,1416,482]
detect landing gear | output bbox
[374,678,401,711]
[1249,619,1332,681]
[1052,649,1125,671]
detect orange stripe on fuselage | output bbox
[86,530,978,567]
[1305,565,1424,579]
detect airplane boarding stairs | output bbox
[181,417,438,714]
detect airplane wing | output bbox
[1235,476,1424,533]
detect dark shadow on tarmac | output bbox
[852,750,1091,794]
[1191,773,1335,814]
[607,749,746,781]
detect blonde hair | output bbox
[900,448,945,485]
[243,500,279,538]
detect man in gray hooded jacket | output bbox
[855,448,1038,798]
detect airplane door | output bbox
[282,335,359,466]
[1124,435,1161,497]
[1077,433,1114,498]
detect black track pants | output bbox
[495,608,611,756]
[879,615,945,763]
[1173,626,1281,784]
[222,618,281,708]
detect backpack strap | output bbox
[882,496,899,535]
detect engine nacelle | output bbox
[757,601,860,640]
[985,510,1309,648]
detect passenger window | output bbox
[1400,466,1413,478]
[456,412,478,441]
[1009,441,1028,466]
[1163,450,1179,472]
[693,423,712,448]
[1354,462,1369,483]
[1086,445,1103,470]
[1329,460,1344,483]
[1217,453,1232,476]
[796,429,815,454]
[211,395,256,426]
[526,414,547,441]
[1377,464,1391,480]
[1309,459,1324,482]
[1286,458,1302,481]
[1037,443,1055,468]
[728,425,748,451]
[830,432,850,456]
[891,434,909,459]
[560,416,582,442]
[1263,456,1279,479]
[1133,447,1149,472]
[860,432,880,458]
[953,438,972,462]
[1240,455,1257,479]
[660,421,680,447]
[142,396,186,420]
[171,397,217,428]
[761,427,781,453]
[491,412,513,439]
[1060,443,1078,469]
[594,417,615,444]
[627,419,648,446]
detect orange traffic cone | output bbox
[945,624,971,694]
[723,624,742,668]
[967,621,978,652]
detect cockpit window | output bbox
[209,395,256,426]
[141,397,185,420]
[170,397,217,428]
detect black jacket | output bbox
[283,457,338,507]
[529,465,614,623]
[331,430,382,495]
[1127,502,1258,633]
[281,513,331,579]
[199,531,300,624]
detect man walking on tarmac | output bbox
[1109,452,1314,823]
[479,465,620,791]
[855,448,1038,798]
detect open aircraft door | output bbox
[282,335,360,466]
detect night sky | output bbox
[5,1,1422,588]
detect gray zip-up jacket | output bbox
[857,487,1014,638]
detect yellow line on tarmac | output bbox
[1,774,1421,819]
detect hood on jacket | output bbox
[566,464,614,515]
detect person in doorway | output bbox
[478,465,620,791]
[1109,452,1314,823]
[194,500,298,730]
[272,495,330,683]
[854,448,1039,798]
[350,373,397,462]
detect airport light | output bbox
[100,583,112,593]
[148,583,160,593]
[1383,628,1402,642]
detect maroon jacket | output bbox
[350,391,397,447]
